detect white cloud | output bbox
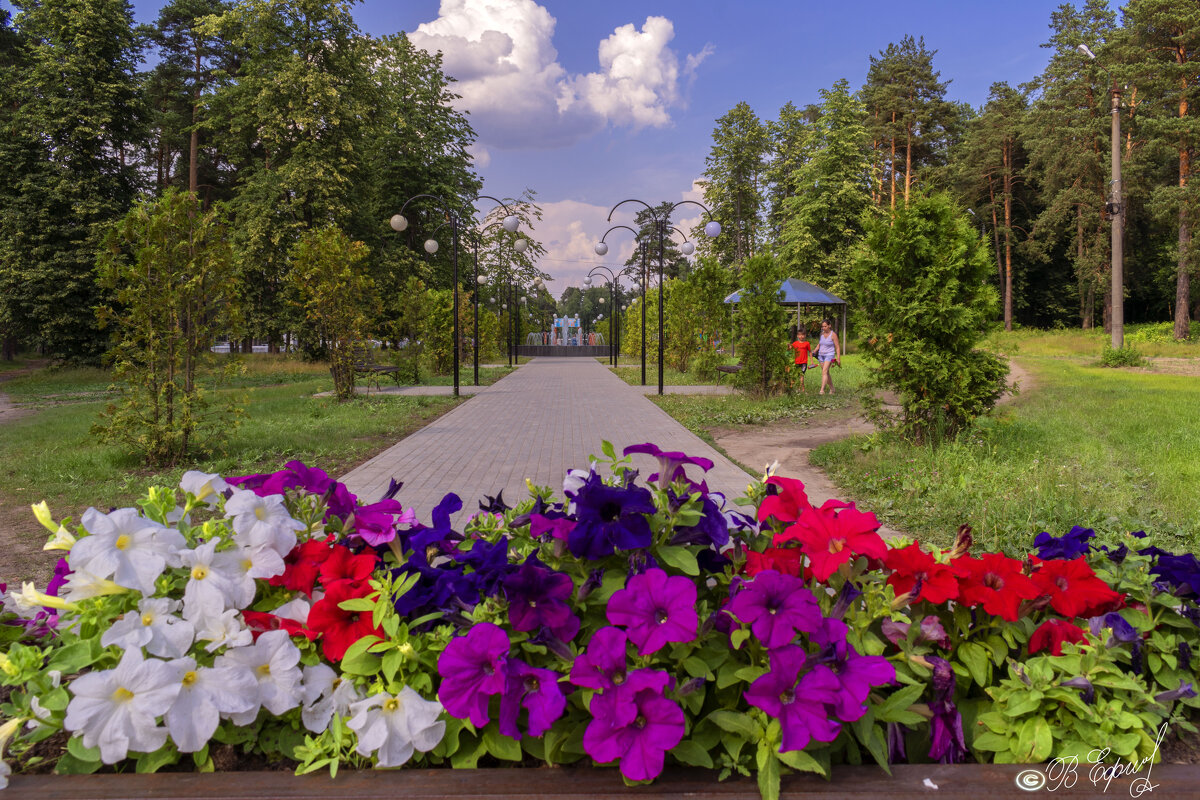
[409,1,711,151]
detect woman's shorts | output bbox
[817,354,835,363]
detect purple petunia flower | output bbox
[1154,680,1196,706]
[821,642,896,722]
[499,659,566,739]
[1089,611,1138,646]
[503,555,580,643]
[567,472,656,560]
[887,722,908,763]
[583,668,684,781]
[1061,675,1096,705]
[436,623,510,726]
[570,626,629,690]
[726,570,822,649]
[623,443,714,491]
[1033,525,1095,560]
[606,568,698,655]
[744,645,842,752]
[927,656,967,764]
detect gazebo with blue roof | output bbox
[724,277,847,343]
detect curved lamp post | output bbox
[392,195,521,396]
[468,203,527,380]
[596,210,710,394]
[584,264,638,367]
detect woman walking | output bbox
[816,318,840,395]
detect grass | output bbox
[983,321,1200,359]
[0,356,466,520]
[810,354,1200,554]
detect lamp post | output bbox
[598,202,715,395]
[585,264,638,367]
[468,204,526,383]
[392,195,522,397]
[1078,44,1124,350]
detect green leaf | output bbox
[450,737,487,768]
[971,731,1011,752]
[338,597,375,612]
[66,735,101,764]
[777,748,827,776]
[708,709,763,741]
[135,746,181,773]
[1015,717,1053,762]
[874,683,925,723]
[756,742,781,800]
[47,640,99,674]
[483,727,523,761]
[55,752,102,775]
[683,656,712,679]
[958,642,991,687]
[656,545,700,576]
[381,648,402,683]
[730,629,751,651]
[671,739,714,768]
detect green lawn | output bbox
[811,353,1200,553]
[0,356,467,524]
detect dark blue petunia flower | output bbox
[1149,552,1200,597]
[567,471,656,560]
[1033,525,1095,560]
[1089,611,1138,646]
[454,538,513,598]
[668,484,731,550]
[502,553,579,643]
[1061,676,1096,705]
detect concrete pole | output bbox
[1110,81,1124,350]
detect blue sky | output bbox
[112,0,1112,288]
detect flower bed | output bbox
[1,442,1197,799]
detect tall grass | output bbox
[811,357,1200,553]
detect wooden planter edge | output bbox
[8,763,1199,799]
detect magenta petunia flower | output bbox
[583,668,684,781]
[623,443,714,490]
[606,568,698,655]
[570,626,629,690]
[436,623,510,726]
[349,498,417,548]
[744,645,842,752]
[726,570,822,649]
[499,659,566,739]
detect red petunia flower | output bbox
[268,538,335,596]
[241,610,319,642]
[306,580,383,661]
[745,547,809,579]
[318,544,378,591]
[951,554,1039,621]
[882,542,959,604]
[776,500,886,582]
[1030,557,1125,619]
[757,476,812,526]
[1028,618,1088,656]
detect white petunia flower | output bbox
[215,630,302,724]
[70,508,182,595]
[180,471,229,508]
[162,657,257,753]
[59,568,131,604]
[217,542,285,583]
[224,491,304,558]
[300,663,361,733]
[42,524,77,552]
[179,539,255,623]
[193,609,252,653]
[101,598,194,659]
[63,650,180,764]
[346,687,445,767]
[0,716,19,790]
[9,582,77,615]
[272,596,312,627]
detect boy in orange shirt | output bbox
[789,330,813,392]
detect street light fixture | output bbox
[1077,43,1124,349]
[391,194,523,397]
[597,207,714,395]
[586,264,637,366]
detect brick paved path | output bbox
[341,358,756,524]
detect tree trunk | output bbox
[1003,139,1014,331]
[988,179,1002,289]
[889,111,897,213]
[904,118,913,202]
[2,336,16,361]
[1175,67,1192,341]
[190,43,200,198]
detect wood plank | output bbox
[9,764,1199,799]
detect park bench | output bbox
[715,362,743,381]
[349,345,401,390]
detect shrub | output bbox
[1098,343,1146,368]
[733,254,790,396]
[94,190,242,466]
[287,226,376,401]
[848,192,1009,443]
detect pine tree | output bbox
[0,0,142,361]
[1124,0,1200,339]
[623,203,689,281]
[778,79,874,299]
[698,101,769,269]
[765,101,819,241]
[1022,0,1118,329]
